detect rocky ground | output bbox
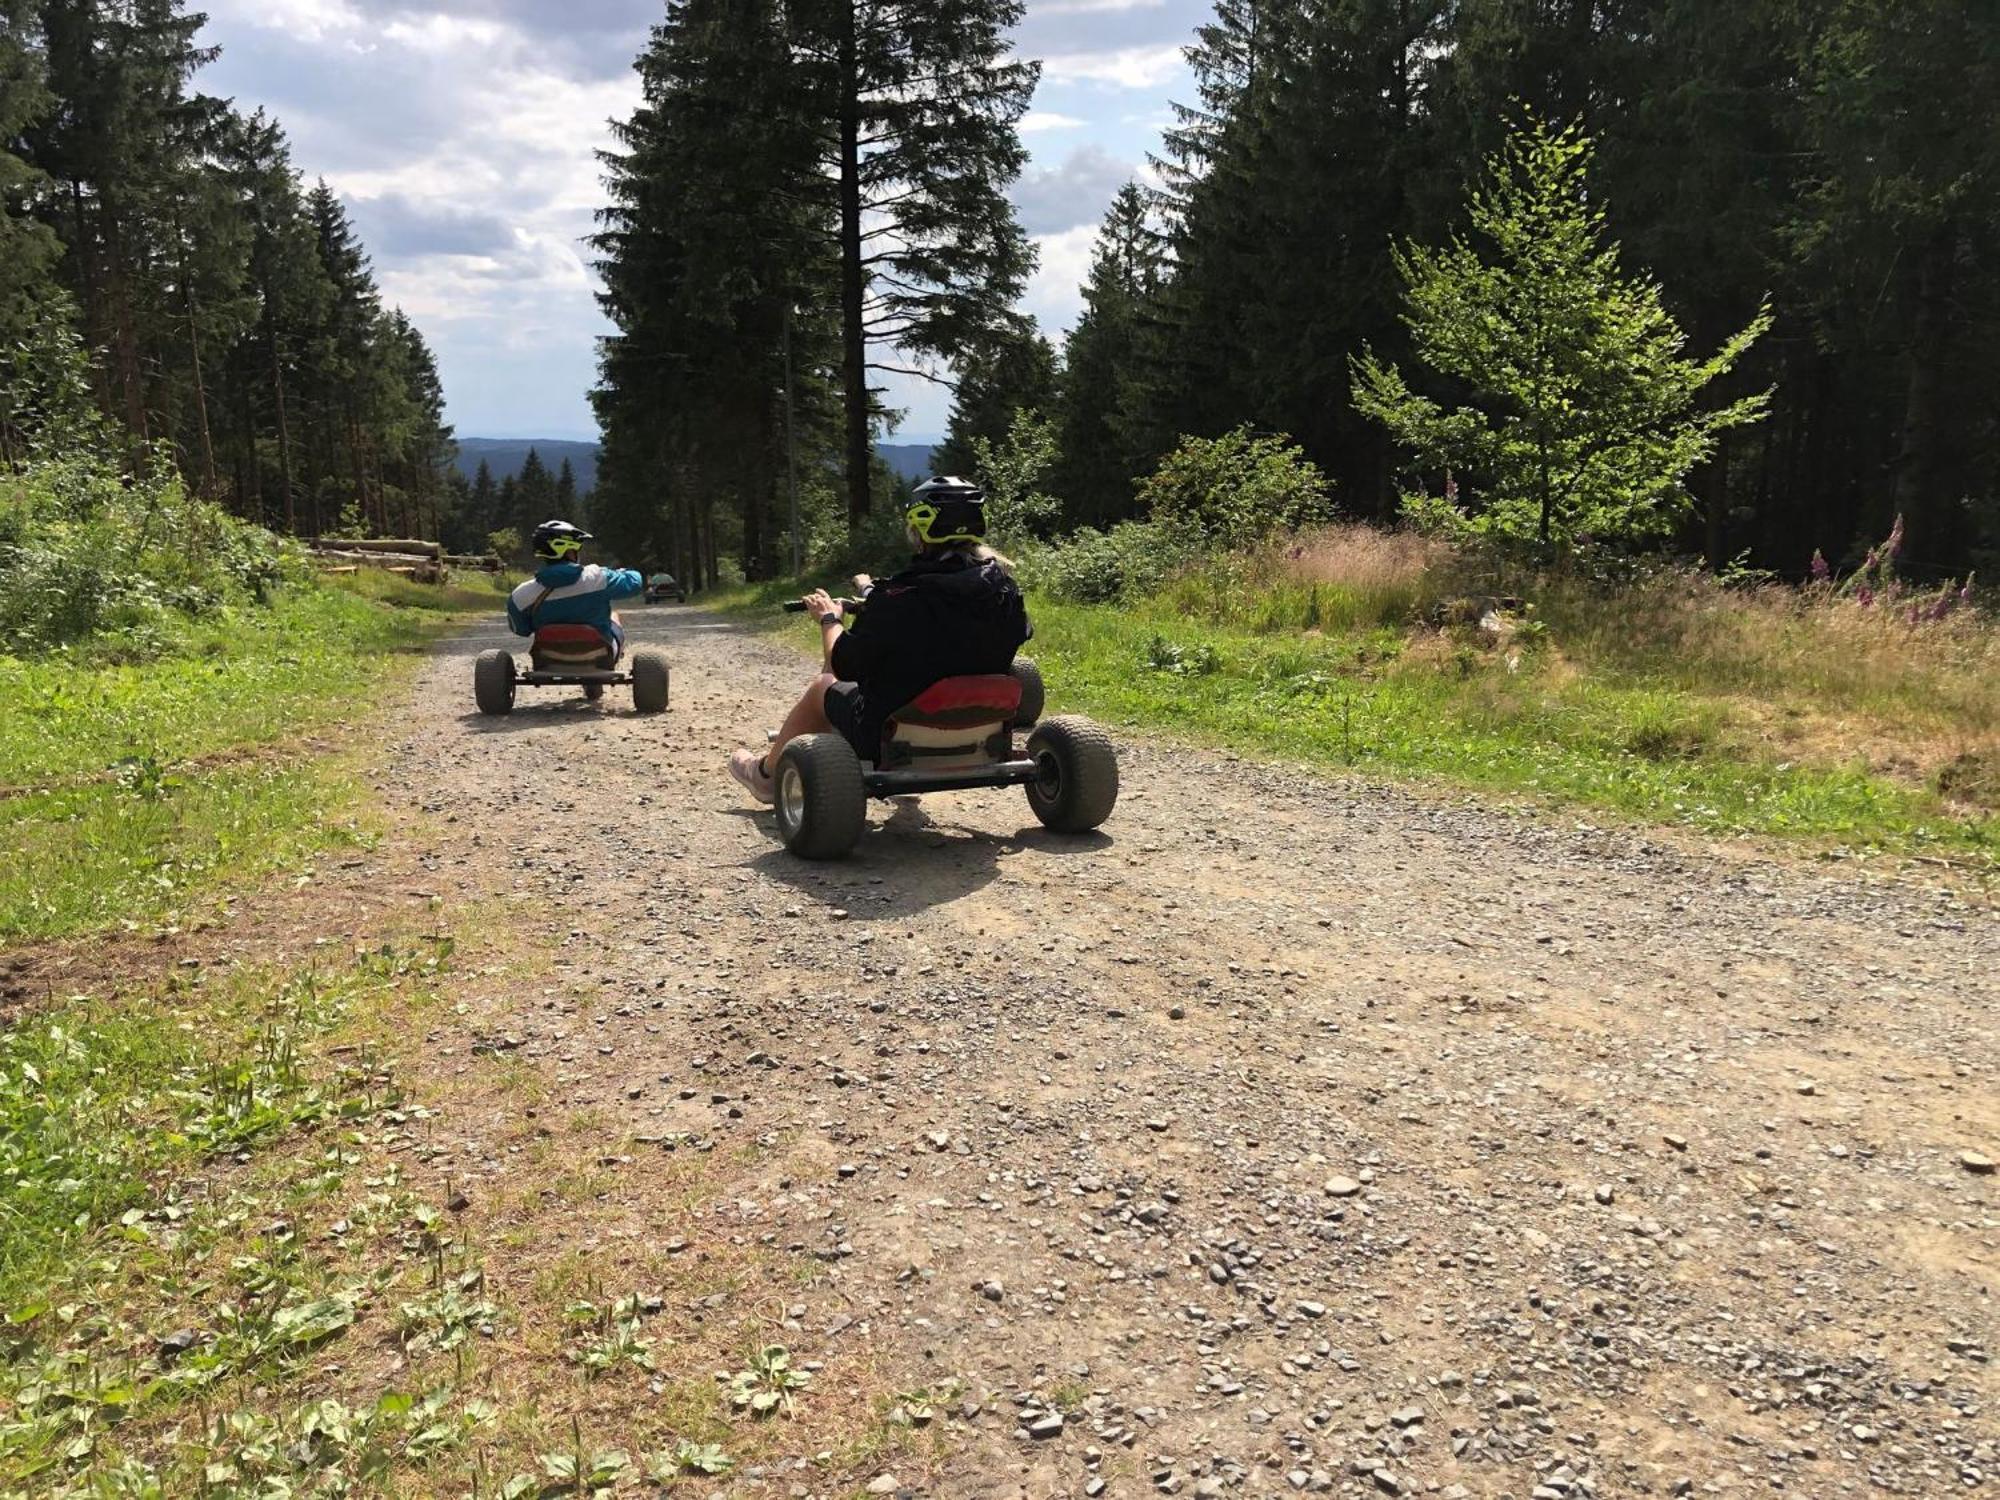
[371,604,1993,1498]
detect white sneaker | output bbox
[729,747,776,805]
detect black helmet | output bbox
[907,476,986,546]
[532,519,593,560]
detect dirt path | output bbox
[387,604,1994,1499]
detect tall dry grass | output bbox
[1159,523,1455,632]
[1542,568,2000,734]
[1149,522,1997,753]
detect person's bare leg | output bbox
[765,673,838,773]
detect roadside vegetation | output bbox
[0,334,506,945]
[718,117,2000,867]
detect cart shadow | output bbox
[456,706,631,733]
[746,798,1113,917]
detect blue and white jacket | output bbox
[506,562,644,637]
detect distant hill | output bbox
[454,438,600,494]
[456,437,937,495]
[879,443,936,483]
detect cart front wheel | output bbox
[774,734,867,859]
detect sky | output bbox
[198,0,1214,445]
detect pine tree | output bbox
[789,0,1039,527]
[225,110,332,530]
[0,0,61,348]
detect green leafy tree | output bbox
[1352,117,1773,550]
[968,407,1060,545]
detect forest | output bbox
[592,0,1999,587]
[0,0,451,541]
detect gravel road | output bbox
[393,604,1996,1499]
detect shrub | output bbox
[1029,519,1188,604]
[0,450,301,657]
[1136,426,1335,551]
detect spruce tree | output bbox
[0,0,61,347]
[934,327,1059,479]
[1054,184,1164,528]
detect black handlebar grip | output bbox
[781,600,808,612]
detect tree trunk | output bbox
[177,226,220,498]
[1889,219,1959,568]
[837,0,871,531]
[264,306,296,532]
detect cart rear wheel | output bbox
[630,650,670,713]
[774,734,867,859]
[1010,657,1045,729]
[1025,716,1118,833]
[473,649,515,716]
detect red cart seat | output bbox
[879,675,1023,769]
[530,623,618,667]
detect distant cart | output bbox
[645,572,686,604]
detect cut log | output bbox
[310,537,443,560]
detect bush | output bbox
[1028,519,1188,604]
[0,450,300,657]
[1136,426,1335,551]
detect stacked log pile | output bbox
[305,538,456,584]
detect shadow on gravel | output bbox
[456,705,632,733]
[742,799,1114,916]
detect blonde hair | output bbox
[909,530,1014,573]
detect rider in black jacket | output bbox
[729,478,1030,802]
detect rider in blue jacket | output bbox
[507,520,643,656]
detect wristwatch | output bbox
[819,611,842,627]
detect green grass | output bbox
[0,942,474,1494]
[709,577,1996,865]
[0,575,497,945]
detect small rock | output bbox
[866,1476,899,1495]
[1028,1413,1064,1440]
[156,1328,200,1361]
[1662,1133,1688,1152]
[979,1280,1005,1303]
[1594,1184,1614,1205]
[1372,1470,1402,1496]
[1324,1175,1362,1198]
[1296,1299,1327,1319]
[1961,1150,1995,1175]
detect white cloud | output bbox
[1011,144,1135,235]
[1041,43,1186,88]
[1023,224,1099,339]
[1022,110,1087,133]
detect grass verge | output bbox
[707,575,1996,867]
[0,574,507,946]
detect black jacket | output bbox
[830,553,1031,751]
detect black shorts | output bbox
[822,680,871,757]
